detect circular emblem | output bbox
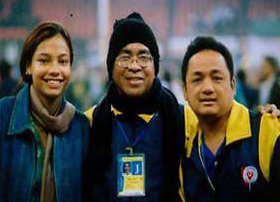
[242,166,258,184]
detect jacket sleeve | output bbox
[259,113,280,200]
[270,137,280,201]
[179,158,186,202]
[258,114,280,200]
[0,97,14,137]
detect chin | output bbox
[123,88,145,98]
[43,91,63,100]
[126,92,143,98]
[196,109,218,117]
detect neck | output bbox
[199,112,230,155]
[111,79,159,115]
[30,85,62,116]
[41,96,62,116]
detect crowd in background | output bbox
[0,0,280,110]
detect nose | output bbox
[201,78,214,95]
[127,59,142,72]
[48,61,60,76]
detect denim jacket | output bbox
[0,85,89,202]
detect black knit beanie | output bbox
[106,12,160,80]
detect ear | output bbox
[182,82,188,101]
[26,66,32,75]
[231,76,236,94]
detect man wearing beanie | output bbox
[85,12,184,202]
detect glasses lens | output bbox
[117,55,152,67]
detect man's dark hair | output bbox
[264,55,279,73]
[181,36,234,84]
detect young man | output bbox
[179,36,280,202]
[85,12,184,202]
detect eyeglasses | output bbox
[116,54,153,68]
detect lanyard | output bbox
[199,135,225,191]
[114,113,158,153]
[198,136,215,191]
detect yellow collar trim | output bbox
[184,105,199,157]
[111,105,123,116]
[184,101,251,157]
[111,105,154,123]
[225,101,252,145]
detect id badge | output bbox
[117,153,145,197]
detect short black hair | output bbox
[264,55,279,73]
[181,36,234,84]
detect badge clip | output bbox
[126,147,133,155]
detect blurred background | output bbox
[0,0,280,110]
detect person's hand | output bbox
[257,104,280,119]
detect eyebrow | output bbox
[36,52,69,57]
[191,71,203,76]
[190,69,224,76]
[119,49,151,55]
[211,69,224,74]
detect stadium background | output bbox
[0,0,279,110]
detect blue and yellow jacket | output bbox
[179,101,280,202]
[85,105,164,202]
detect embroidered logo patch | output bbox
[241,166,258,191]
[242,166,258,184]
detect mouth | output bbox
[125,76,144,85]
[44,78,64,88]
[200,98,217,105]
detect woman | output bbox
[0,22,89,202]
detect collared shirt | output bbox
[201,139,224,182]
[29,114,45,202]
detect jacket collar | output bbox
[111,105,154,123]
[7,84,68,136]
[184,101,252,157]
[8,84,32,136]
[225,101,252,145]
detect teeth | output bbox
[47,80,60,84]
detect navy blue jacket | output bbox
[85,79,184,202]
[0,85,90,202]
[87,106,163,202]
[180,102,280,202]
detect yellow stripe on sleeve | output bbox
[259,114,280,182]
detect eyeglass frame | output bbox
[115,53,154,68]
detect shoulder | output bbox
[68,109,90,140]
[248,109,261,129]
[74,109,91,126]
[0,96,15,116]
[0,96,15,135]
[161,85,177,99]
[259,114,280,141]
